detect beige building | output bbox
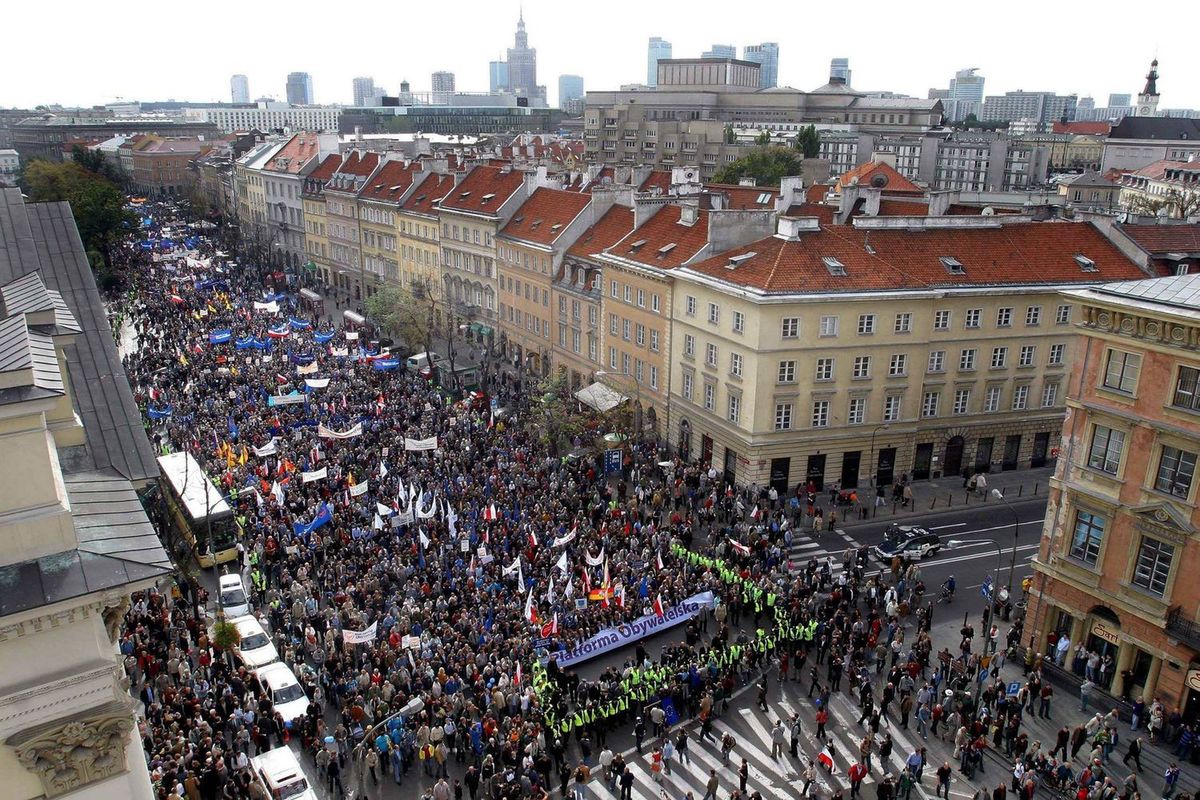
[301,153,342,287]
[664,215,1150,489]
[356,159,422,295]
[324,151,382,301]
[397,171,458,322]
[233,139,285,245]
[437,164,529,337]
[0,190,172,800]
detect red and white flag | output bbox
[514,662,523,686]
[524,587,538,624]
[653,594,665,618]
[750,505,762,521]
[655,551,665,571]
[528,529,538,549]
[540,614,559,638]
[615,584,625,609]
[581,566,591,593]
[482,503,499,521]
[729,538,751,556]
[600,559,611,608]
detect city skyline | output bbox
[0,0,1189,110]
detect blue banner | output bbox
[208,329,232,345]
[147,405,173,421]
[293,502,333,538]
[288,317,311,330]
[661,697,680,727]
[371,358,400,371]
[313,330,336,344]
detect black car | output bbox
[872,525,941,561]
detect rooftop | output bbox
[567,204,636,259]
[835,161,924,195]
[605,204,711,269]
[400,172,457,216]
[1109,116,1200,141]
[358,159,421,203]
[438,165,525,216]
[500,188,591,246]
[263,133,324,174]
[704,183,779,210]
[1116,223,1200,256]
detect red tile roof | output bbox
[1052,121,1112,136]
[333,151,380,179]
[606,204,711,269]
[683,221,1146,294]
[705,183,779,210]
[783,203,836,225]
[835,161,923,195]
[400,172,457,217]
[567,204,637,259]
[499,188,591,246]
[1117,224,1200,254]
[308,153,342,182]
[639,170,672,194]
[438,165,526,216]
[358,160,421,202]
[805,183,830,203]
[263,133,323,174]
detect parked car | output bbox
[254,663,310,725]
[250,746,317,799]
[218,573,250,618]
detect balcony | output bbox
[1167,607,1200,652]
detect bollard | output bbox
[930,497,937,509]
[1018,485,1023,497]
[1034,483,1039,495]
[948,493,953,507]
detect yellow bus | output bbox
[158,451,241,567]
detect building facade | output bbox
[647,38,672,87]
[231,74,250,103]
[353,77,378,108]
[1029,274,1200,715]
[301,154,342,286]
[357,159,422,294]
[396,171,457,316]
[187,105,341,134]
[505,12,542,103]
[742,43,779,89]
[286,72,313,105]
[558,75,584,108]
[260,133,336,270]
[324,151,382,300]
[662,215,1148,489]
[981,91,1078,129]
[830,58,851,86]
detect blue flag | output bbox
[638,575,649,599]
[293,503,333,538]
[208,329,232,345]
[314,330,335,344]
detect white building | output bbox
[186,104,340,134]
[0,149,19,187]
[230,74,249,103]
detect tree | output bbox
[795,124,820,158]
[712,146,804,187]
[21,158,134,270]
[211,619,241,650]
[1126,188,1200,220]
[528,369,586,457]
[754,130,772,146]
[71,145,124,186]
[365,281,438,363]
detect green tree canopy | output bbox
[21,158,133,269]
[712,146,804,188]
[795,124,820,158]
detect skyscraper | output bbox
[945,67,985,121]
[506,11,538,99]
[432,71,456,93]
[647,37,672,87]
[743,43,779,88]
[489,60,509,93]
[558,75,584,106]
[702,45,736,59]
[286,72,313,105]
[352,77,377,107]
[230,74,250,104]
[830,58,851,86]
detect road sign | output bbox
[604,448,622,475]
[981,575,994,599]
[977,668,989,683]
[1007,681,1021,697]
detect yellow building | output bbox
[301,153,342,286]
[397,171,458,322]
[356,159,422,297]
[663,215,1151,489]
[324,151,382,301]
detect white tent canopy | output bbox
[574,381,628,413]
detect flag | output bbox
[376,502,393,517]
[524,587,537,624]
[750,504,762,521]
[547,575,556,604]
[528,530,538,550]
[293,503,332,538]
[515,662,523,687]
[488,408,495,429]
[818,746,835,771]
[655,551,665,571]
[729,538,751,556]
[379,461,389,480]
[565,579,575,600]
[653,594,665,618]
[581,566,591,593]
[638,575,649,599]
[541,615,559,638]
[615,584,625,609]
[482,503,499,521]
[419,529,431,549]
[600,559,611,608]
[270,481,285,507]
[554,550,569,574]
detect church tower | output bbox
[1135,59,1160,117]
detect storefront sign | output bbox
[1185,669,1200,692]
[1091,621,1120,646]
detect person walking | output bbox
[738,758,749,793]
[701,769,720,800]
[936,761,952,798]
[1164,762,1182,798]
[1080,678,1094,712]
[1122,736,1144,773]
[771,720,787,759]
[676,729,692,765]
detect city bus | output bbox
[157,451,241,567]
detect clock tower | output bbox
[1135,59,1160,117]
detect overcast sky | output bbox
[2,0,1190,111]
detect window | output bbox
[1055,304,1071,325]
[707,302,720,324]
[781,317,799,338]
[858,314,876,335]
[732,310,745,334]
[1042,382,1059,407]
[649,330,660,352]
[610,280,619,298]
[959,348,977,371]
[815,358,834,381]
[1102,350,1141,394]
[635,324,645,346]
[852,356,871,379]
[1070,511,1105,565]
[635,359,644,382]
[819,316,839,337]
[991,347,1008,369]
[683,334,695,357]
[622,320,631,341]
[1049,344,1065,366]
[609,314,618,335]
[965,309,981,329]
[985,385,1002,412]
[1172,366,1200,411]
[996,307,1013,327]
[884,395,902,422]
[848,397,866,425]
[651,294,661,313]
[811,399,830,428]
[682,372,693,400]
[649,366,659,390]
[1026,306,1042,326]
[778,360,796,383]
[1156,445,1197,498]
[894,312,912,333]
[609,347,618,369]
[730,352,743,377]
[1019,345,1036,367]
[927,350,945,373]
[705,343,717,367]
[685,295,697,316]
[1088,425,1125,474]
[922,391,940,418]
[1012,385,1029,410]
[774,403,793,431]
[953,389,971,415]
[703,383,715,411]
[889,354,907,376]
[1132,537,1175,597]
[636,289,645,308]
[933,310,951,331]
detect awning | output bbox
[303,260,318,272]
[574,381,628,413]
[343,310,366,326]
[300,288,322,302]
[469,323,494,336]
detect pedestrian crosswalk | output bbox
[576,682,935,800]
[786,529,858,580]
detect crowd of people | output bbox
[109,202,1195,800]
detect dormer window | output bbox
[940,256,965,275]
[629,239,647,252]
[1075,254,1098,272]
[657,243,677,258]
[481,193,495,202]
[822,256,847,277]
[726,252,756,269]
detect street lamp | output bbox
[991,488,1020,593]
[868,423,890,487]
[945,539,1006,603]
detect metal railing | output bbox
[1167,606,1200,651]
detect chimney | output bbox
[927,191,953,217]
[354,126,363,142]
[679,203,700,226]
[836,185,861,224]
[863,187,882,217]
[777,175,805,212]
[738,176,757,187]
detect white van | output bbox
[250,746,317,799]
[228,615,278,669]
[254,663,310,724]
[218,573,250,618]
[405,351,445,372]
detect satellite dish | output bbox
[981,206,995,216]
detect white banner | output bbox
[253,300,279,313]
[547,592,716,668]
[253,440,278,457]
[297,362,319,375]
[346,331,359,340]
[552,531,576,548]
[267,392,305,406]
[392,509,415,527]
[342,622,377,645]
[404,436,438,451]
[331,346,349,357]
[585,548,605,566]
[302,467,328,483]
[304,378,330,390]
[319,422,363,439]
[350,481,369,497]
